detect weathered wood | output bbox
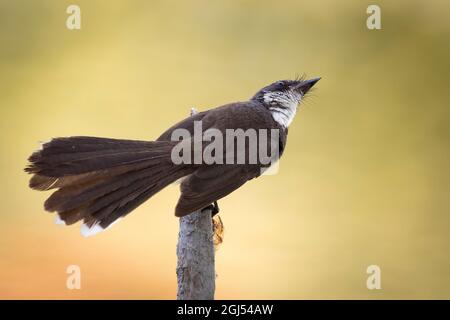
[176,208,215,300]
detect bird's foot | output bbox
[201,201,219,216]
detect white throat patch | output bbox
[264,90,301,127]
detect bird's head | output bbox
[252,77,321,108]
[251,77,320,127]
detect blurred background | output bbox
[0,0,449,299]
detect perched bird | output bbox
[25,77,320,236]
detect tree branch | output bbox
[176,208,215,300]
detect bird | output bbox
[25,77,320,237]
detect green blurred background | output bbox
[0,0,449,299]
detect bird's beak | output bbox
[295,77,321,94]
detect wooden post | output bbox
[176,208,215,300]
[176,107,215,300]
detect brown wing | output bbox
[175,164,260,217]
[157,101,280,141]
[157,111,207,141]
[157,101,285,216]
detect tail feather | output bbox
[25,137,174,176]
[44,164,166,212]
[26,148,172,177]
[25,136,191,236]
[35,136,156,154]
[29,161,153,191]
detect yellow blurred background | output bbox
[0,0,449,299]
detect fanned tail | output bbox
[25,136,191,236]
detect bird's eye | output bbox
[276,81,285,86]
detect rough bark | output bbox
[176,208,215,300]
